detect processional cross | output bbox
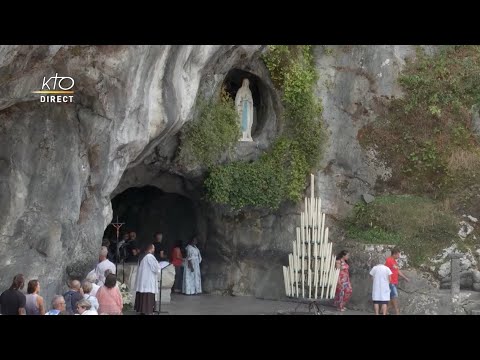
[110,216,125,275]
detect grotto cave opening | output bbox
[103,185,199,255]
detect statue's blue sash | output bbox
[242,100,249,132]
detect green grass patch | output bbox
[360,45,480,197]
[346,195,459,266]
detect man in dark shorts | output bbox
[385,248,410,315]
[370,260,392,315]
[0,274,27,315]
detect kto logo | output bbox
[32,73,75,103]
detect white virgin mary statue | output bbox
[235,78,254,142]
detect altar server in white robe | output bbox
[134,244,161,314]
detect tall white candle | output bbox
[314,236,319,299]
[311,173,314,200]
[293,240,297,273]
[326,255,334,299]
[320,213,325,246]
[288,254,293,296]
[322,243,332,299]
[301,216,305,299]
[330,255,337,299]
[331,268,340,299]
[304,197,308,226]
[318,198,322,230]
[319,257,325,299]
[291,266,296,297]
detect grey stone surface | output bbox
[201,205,294,299]
[451,255,462,296]
[433,246,478,289]
[141,293,372,315]
[0,45,266,303]
[456,291,480,315]
[473,270,480,283]
[458,221,474,239]
[467,215,478,223]
[440,271,474,290]
[313,45,421,217]
[438,262,452,279]
[362,193,375,204]
[462,273,474,288]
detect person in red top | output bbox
[385,248,409,315]
[171,241,184,293]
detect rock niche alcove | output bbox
[223,68,268,139]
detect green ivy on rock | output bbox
[205,45,325,210]
[179,89,240,167]
[205,138,309,209]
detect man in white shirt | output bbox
[369,259,393,315]
[94,246,116,286]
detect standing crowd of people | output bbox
[0,246,124,315]
[333,247,410,315]
[0,230,204,315]
[1,226,409,315]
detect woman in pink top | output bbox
[96,273,123,315]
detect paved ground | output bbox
[125,293,371,315]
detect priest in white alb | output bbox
[134,243,162,315]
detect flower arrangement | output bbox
[116,281,134,310]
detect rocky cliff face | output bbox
[0,45,444,310]
[202,46,432,301]
[0,45,264,301]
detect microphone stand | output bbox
[123,250,126,284]
[156,263,172,315]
